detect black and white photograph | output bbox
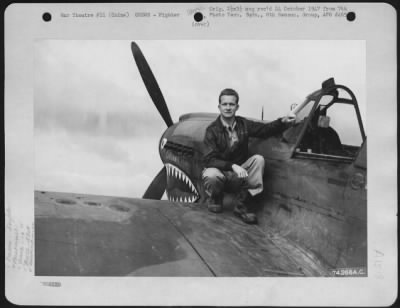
[4,2,397,306]
[34,40,367,277]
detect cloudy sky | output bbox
[34,40,365,198]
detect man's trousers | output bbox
[202,154,265,203]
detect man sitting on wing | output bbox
[202,88,295,224]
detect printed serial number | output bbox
[331,267,367,276]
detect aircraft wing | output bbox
[35,191,326,276]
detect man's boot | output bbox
[233,190,257,224]
[203,181,223,213]
[206,196,223,213]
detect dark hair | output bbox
[219,88,239,104]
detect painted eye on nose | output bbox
[160,138,167,149]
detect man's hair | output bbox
[218,88,239,104]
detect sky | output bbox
[34,40,366,198]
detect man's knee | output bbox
[249,154,265,169]
[202,168,225,181]
[202,168,226,188]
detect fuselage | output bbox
[158,87,367,271]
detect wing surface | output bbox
[35,191,326,276]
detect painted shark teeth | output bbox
[165,163,199,203]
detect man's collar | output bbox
[219,116,237,130]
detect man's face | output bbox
[218,95,239,119]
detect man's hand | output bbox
[232,164,248,178]
[281,112,296,125]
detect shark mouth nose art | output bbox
[165,163,199,203]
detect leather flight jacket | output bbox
[203,115,288,171]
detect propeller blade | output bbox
[131,42,174,127]
[142,167,167,200]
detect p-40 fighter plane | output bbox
[35,42,367,277]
